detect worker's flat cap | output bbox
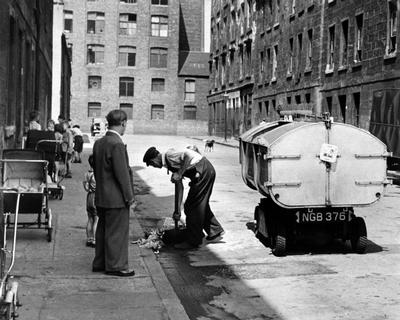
[143,147,159,166]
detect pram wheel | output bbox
[58,189,63,200]
[0,304,11,320]
[47,228,53,242]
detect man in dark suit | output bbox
[92,110,135,277]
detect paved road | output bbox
[127,135,400,320]
[8,134,400,320]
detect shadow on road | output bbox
[131,166,284,320]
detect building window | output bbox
[184,80,195,101]
[151,78,165,91]
[119,14,137,35]
[326,96,333,114]
[119,77,134,96]
[221,54,226,85]
[327,25,335,71]
[339,95,347,123]
[151,0,168,5]
[387,0,398,55]
[339,19,348,67]
[183,106,197,120]
[353,92,360,126]
[229,49,235,83]
[272,45,278,80]
[87,44,104,64]
[64,10,73,33]
[259,50,265,82]
[88,76,102,89]
[151,16,168,37]
[354,14,363,62]
[297,33,303,71]
[88,102,101,117]
[288,37,294,75]
[214,57,219,87]
[120,103,133,119]
[306,29,313,70]
[151,105,164,119]
[150,48,167,68]
[118,46,136,66]
[230,10,236,40]
[239,44,244,79]
[245,42,252,77]
[120,0,137,3]
[87,12,105,34]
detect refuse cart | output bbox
[240,116,390,256]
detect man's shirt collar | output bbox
[107,129,121,138]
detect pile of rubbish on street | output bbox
[132,217,186,254]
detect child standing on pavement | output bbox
[83,155,98,247]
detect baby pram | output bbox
[0,187,22,319]
[26,130,65,200]
[1,149,53,242]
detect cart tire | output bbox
[272,225,287,257]
[47,228,53,242]
[351,217,367,254]
[59,189,63,200]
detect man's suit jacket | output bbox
[93,131,134,208]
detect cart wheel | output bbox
[59,189,63,200]
[272,225,286,257]
[351,217,367,254]
[47,228,53,242]
[0,303,12,320]
[254,206,271,247]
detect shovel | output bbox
[173,182,181,237]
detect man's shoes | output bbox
[105,269,135,277]
[206,230,225,242]
[92,267,105,272]
[173,241,198,250]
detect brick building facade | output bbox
[208,0,400,140]
[63,0,209,135]
[0,0,53,149]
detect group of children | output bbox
[45,116,84,180]
[29,110,97,247]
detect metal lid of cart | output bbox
[239,120,390,208]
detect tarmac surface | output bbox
[7,134,400,320]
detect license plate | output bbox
[295,209,352,223]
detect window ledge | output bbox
[325,65,334,74]
[289,14,295,22]
[298,9,304,17]
[286,72,293,79]
[273,22,280,30]
[271,77,277,83]
[352,61,362,70]
[304,67,312,74]
[338,65,348,73]
[384,51,397,60]
[266,27,272,33]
